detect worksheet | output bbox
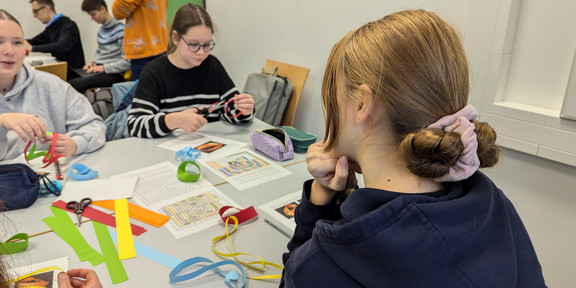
[198,148,292,191]
[113,162,240,239]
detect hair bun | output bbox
[474,121,500,168]
[400,128,463,178]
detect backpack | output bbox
[85,87,114,120]
[0,164,60,211]
[244,72,293,126]
[104,80,138,141]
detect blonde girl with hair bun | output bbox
[280,10,546,288]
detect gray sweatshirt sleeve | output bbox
[102,37,130,74]
[61,85,107,155]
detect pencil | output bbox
[55,160,63,180]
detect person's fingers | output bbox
[57,272,72,288]
[330,156,350,191]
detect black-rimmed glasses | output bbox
[180,36,215,53]
[32,6,46,14]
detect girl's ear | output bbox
[356,84,374,124]
[171,31,180,45]
[25,49,30,56]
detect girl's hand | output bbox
[45,133,77,157]
[233,94,254,116]
[0,113,47,143]
[305,142,359,205]
[58,269,103,288]
[165,108,208,133]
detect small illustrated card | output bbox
[258,191,302,237]
[9,257,68,288]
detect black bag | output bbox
[85,87,114,120]
[0,164,60,211]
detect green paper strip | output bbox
[177,161,201,182]
[0,233,29,255]
[93,221,129,284]
[43,206,104,266]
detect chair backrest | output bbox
[264,59,309,127]
[34,62,67,81]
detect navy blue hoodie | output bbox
[281,172,546,288]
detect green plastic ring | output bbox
[177,161,201,182]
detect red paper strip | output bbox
[219,205,258,225]
[52,200,147,236]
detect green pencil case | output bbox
[279,126,317,153]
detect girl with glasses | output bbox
[280,10,546,288]
[127,3,255,138]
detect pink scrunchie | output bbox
[427,104,480,182]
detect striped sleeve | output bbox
[127,69,171,138]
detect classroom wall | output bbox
[4,0,576,286]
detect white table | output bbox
[3,120,311,287]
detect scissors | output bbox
[66,197,92,227]
[197,98,241,119]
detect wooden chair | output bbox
[34,61,68,81]
[264,59,310,127]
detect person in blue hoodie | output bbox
[280,9,547,288]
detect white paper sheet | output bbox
[113,161,241,239]
[198,148,292,191]
[57,176,138,202]
[157,131,247,157]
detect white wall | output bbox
[208,0,473,139]
[3,0,576,286]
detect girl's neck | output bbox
[167,52,192,70]
[357,145,443,194]
[0,78,15,95]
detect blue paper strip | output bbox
[108,230,181,269]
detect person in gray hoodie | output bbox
[0,9,105,161]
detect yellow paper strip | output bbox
[115,199,136,260]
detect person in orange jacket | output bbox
[112,0,168,80]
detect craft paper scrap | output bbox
[92,200,170,227]
[93,221,129,284]
[115,198,137,259]
[58,176,137,202]
[43,206,104,266]
[198,148,292,190]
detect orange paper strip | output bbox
[93,200,169,228]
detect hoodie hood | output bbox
[2,63,36,101]
[304,171,544,287]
